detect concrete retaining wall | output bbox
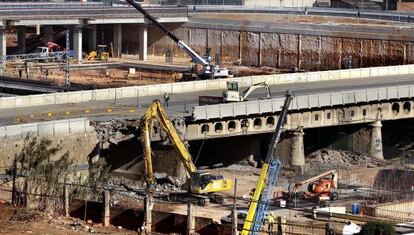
[0,118,92,139]
[1,64,413,110]
[149,24,414,71]
[0,119,97,181]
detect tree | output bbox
[359,221,396,235]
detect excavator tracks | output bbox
[167,192,225,206]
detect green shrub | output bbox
[359,221,396,235]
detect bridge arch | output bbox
[228,121,237,132]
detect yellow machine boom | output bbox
[140,100,231,204]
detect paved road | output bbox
[1,74,414,125]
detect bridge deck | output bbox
[0,73,413,125]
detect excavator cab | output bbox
[223,81,240,102]
[190,171,232,204]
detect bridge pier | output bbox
[370,120,383,160]
[43,26,53,43]
[138,24,147,61]
[88,25,97,52]
[0,27,6,58]
[113,24,122,58]
[73,26,83,63]
[290,127,305,168]
[17,26,26,54]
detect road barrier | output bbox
[1,64,414,110]
[0,118,92,139]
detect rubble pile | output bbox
[306,149,385,168]
[92,119,129,143]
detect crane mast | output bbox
[241,91,294,235]
[125,0,229,78]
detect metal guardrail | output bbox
[192,85,414,120]
[0,117,92,139]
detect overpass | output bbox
[0,3,188,62]
[1,64,414,164]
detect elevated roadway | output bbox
[0,74,413,126]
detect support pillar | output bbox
[0,27,7,73]
[290,127,305,167]
[73,26,83,63]
[113,24,122,58]
[187,203,195,235]
[144,194,153,233]
[64,184,69,217]
[370,120,384,160]
[17,26,26,54]
[138,24,147,61]
[88,25,97,51]
[102,190,110,227]
[44,26,53,43]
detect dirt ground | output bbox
[0,204,134,235]
[2,55,284,89]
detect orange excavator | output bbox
[281,170,339,204]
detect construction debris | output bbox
[306,149,385,168]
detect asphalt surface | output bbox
[1,74,414,125]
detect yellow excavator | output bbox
[140,100,232,205]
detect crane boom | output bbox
[125,0,208,66]
[241,91,294,235]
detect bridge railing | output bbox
[1,64,414,110]
[192,84,414,120]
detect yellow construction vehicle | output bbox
[241,91,293,235]
[140,100,232,205]
[85,45,109,61]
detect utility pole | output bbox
[232,179,238,235]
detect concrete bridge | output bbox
[0,3,188,62]
[0,65,414,167]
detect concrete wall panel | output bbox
[208,29,222,60]
[320,37,341,70]
[222,30,240,63]
[241,32,259,66]
[189,28,207,58]
[301,35,319,71]
[279,34,298,69]
[260,32,279,68]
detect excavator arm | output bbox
[241,82,271,101]
[140,100,232,204]
[140,100,196,189]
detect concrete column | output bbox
[113,24,122,58]
[64,184,69,217]
[88,25,97,51]
[138,24,147,61]
[73,26,83,63]
[290,127,305,167]
[17,26,26,54]
[187,203,195,235]
[370,120,384,160]
[297,34,302,70]
[102,190,110,227]
[0,27,6,58]
[144,194,153,233]
[44,26,53,43]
